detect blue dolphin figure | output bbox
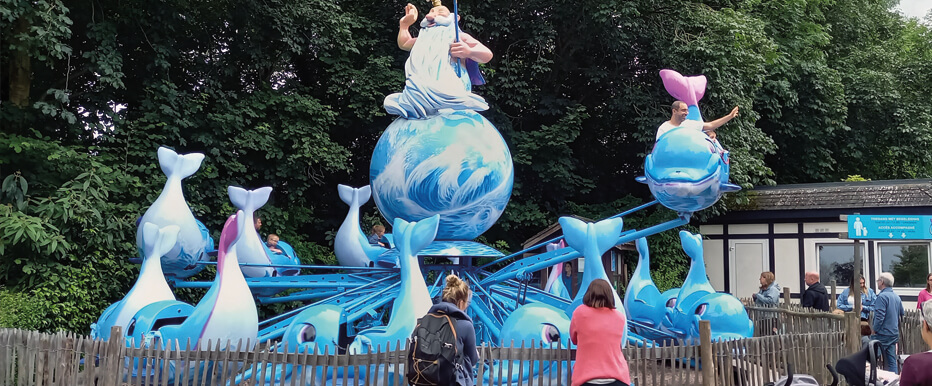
[662,231,752,340]
[623,238,665,331]
[559,216,628,345]
[136,147,211,279]
[243,304,347,384]
[347,215,438,355]
[334,184,390,267]
[637,70,740,213]
[91,223,180,341]
[637,128,740,213]
[483,303,573,385]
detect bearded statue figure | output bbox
[384,1,493,119]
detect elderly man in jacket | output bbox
[873,272,905,373]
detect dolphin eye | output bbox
[540,323,560,345]
[695,303,708,315]
[299,324,317,343]
[666,298,677,308]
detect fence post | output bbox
[784,286,792,306]
[830,280,837,310]
[845,312,861,353]
[700,320,714,386]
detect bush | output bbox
[0,288,50,331]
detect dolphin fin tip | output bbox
[722,183,742,192]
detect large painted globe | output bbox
[370,110,514,240]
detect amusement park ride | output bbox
[89,1,754,383]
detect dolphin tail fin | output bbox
[337,184,372,206]
[679,230,703,258]
[157,147,205,180]
[393,215,440,257]
[659,69,707,106]
[228,186,273,213]
[559,217,624,257]
[142,222,181,259]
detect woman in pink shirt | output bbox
[918,273,932,309]
[570,279,631,386]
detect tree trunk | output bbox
[9,15,31,108]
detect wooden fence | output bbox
[1,324,855,386]
[899,308,926,355]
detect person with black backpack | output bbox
[408,274,479,386]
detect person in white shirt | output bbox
[656,101,739,141]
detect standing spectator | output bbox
[570,279,631,386]
[917,273,932,309]
[417,274,478,386]
[837,276,876,319]
[753,272,781,306]
[873,272,905,373]
[801,271,830,312]
[563,261,574,297]
[900,300,932,385]
[254,212,263,231]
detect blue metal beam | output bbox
[257,274,400,341]
[171,272,390,289]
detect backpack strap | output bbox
[440,313,458,357]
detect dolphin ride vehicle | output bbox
[91,6,748,380]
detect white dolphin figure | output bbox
[334,184,388,266]
[136,147,210,278]
[228,186,275,278]
[91,223,179,340]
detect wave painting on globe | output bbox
[372,1,512,241]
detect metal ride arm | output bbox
[257,273,400,341]
[479,214,691,287]
[170,270,396,289]
[490,282,571,310]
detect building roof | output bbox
[740,179,932,211]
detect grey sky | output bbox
[895,0,932,19]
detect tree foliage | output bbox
[2,0,931,332]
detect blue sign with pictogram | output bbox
[847,215,932,240]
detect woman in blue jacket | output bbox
[753,272,781,306]
[836,276,876,320]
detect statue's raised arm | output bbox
[385,0,492,119]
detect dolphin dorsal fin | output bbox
[659,69,707,106]
[337,185,371,206]
[142,223,181,259]
[157,147,205,180]
[559,217,623,257]
[228,186,273,213]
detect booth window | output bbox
[817,244,866,287]
[879,243,930,288]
